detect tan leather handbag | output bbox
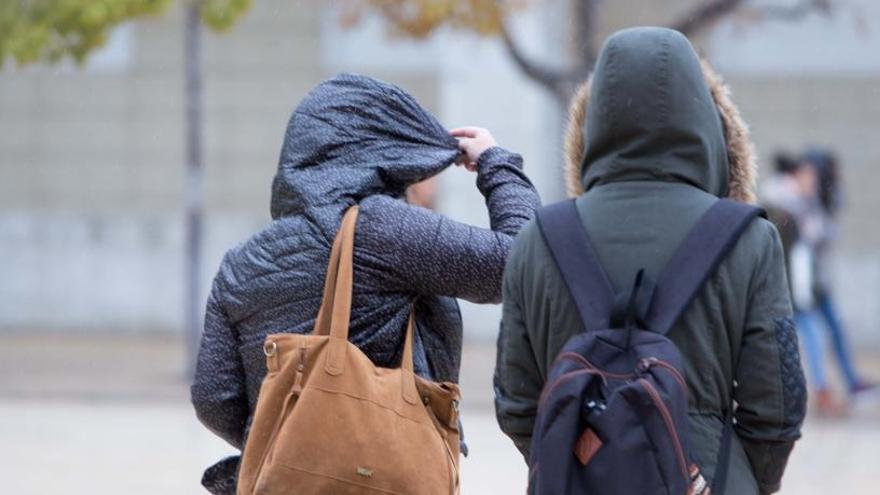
[237,206,461,495]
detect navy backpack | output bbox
[529,198,763,495]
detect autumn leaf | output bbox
[334,0,526,39]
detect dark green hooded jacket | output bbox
[494,28,806,495]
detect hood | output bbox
[271,73,460,219]
[563,27,757,203]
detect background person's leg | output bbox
[795,311,828,391]
[796,310,847,415]
[816,291,862,393]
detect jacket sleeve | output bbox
[733,222,807,494]
[358,146,540,304]
[494,223,543,461]
[191,275,249,450]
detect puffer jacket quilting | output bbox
[192,74,541,494]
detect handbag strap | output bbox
[313,210,349,336]
[313,207,418,401]
[314,206,358,341]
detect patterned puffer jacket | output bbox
[191,73,541,493]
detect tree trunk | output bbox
[184,1,203,378]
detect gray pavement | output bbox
[2,334,879,494]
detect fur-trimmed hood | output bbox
[563,28,757,203]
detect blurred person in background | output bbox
[764,153,835,413]
[802,150,875,398]
[190,74,541,494]
[764,150,873,416]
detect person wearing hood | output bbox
[764,150,876,416]
[190,74,541,494]
[764,153,841,415]
[805,149,877,400]
[494,28,806,494]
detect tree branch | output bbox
[671,0,832,37]
[671,0,746,37]
[744,0,832,21]
[500,22,574,103]
[502,0,831,105]
[570,0,598,79]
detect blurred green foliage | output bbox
[0,0,518,68]
[0,0,252,68]
[200,0,252,31]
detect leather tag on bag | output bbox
[573,427,602,466]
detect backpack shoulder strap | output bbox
[536,200,615,332]
[646,199,765,335]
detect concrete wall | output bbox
[0,0,560,337]
[705,2,880,345]
[558,0,880,346]
[1,0,878,346]
[1,1,340,332]
[720,75,880,347]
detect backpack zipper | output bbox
[540,353,635,409]
[542,352,691,485]
[538,367,608,409]
[556,352,634,380]
[638,357,688,393]
[638,378,688,481]
[548,354,689,407]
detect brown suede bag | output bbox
[237,206,461,495]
